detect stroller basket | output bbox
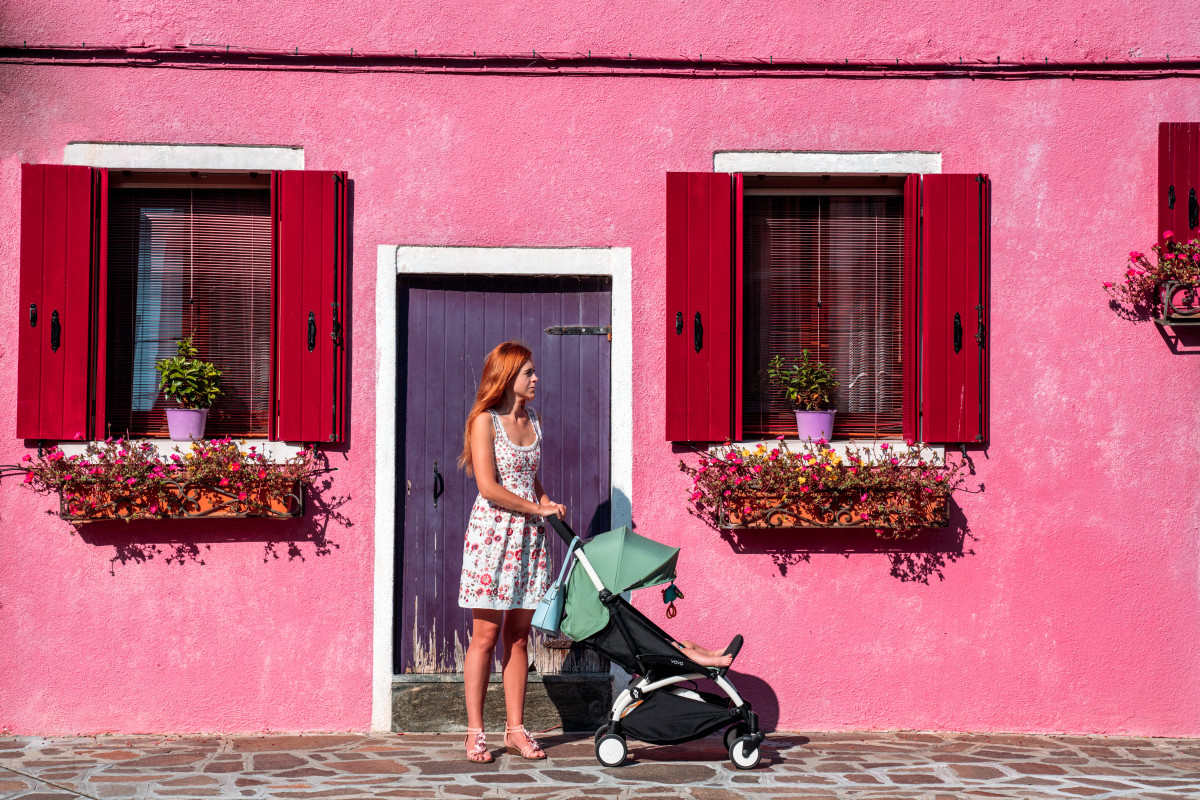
[545,515,765,769]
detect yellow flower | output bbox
[797,478,806,485]
[825,465,833,472]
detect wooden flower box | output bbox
[58,480,305,521]
[718,490,949,530]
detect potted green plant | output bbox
[766,352,839,442]
[155,337,223,441]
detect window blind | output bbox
[106,188,272,438]
[743,194,904,439]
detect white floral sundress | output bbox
[458,408,552,610]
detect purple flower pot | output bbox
[166,408,209,442]
[794,410,836,442]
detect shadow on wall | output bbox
[73,471,352,574]
[719,497,977,585]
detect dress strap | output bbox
[528,408,542,442]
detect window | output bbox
[106,177,272,438]
[742,181,905,439]
[16,164,348,443]
[665,170,990,445]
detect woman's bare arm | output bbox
[470,413,558,516]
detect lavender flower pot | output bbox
[166,408,208,442]
[794,410,835,443]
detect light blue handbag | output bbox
[531,539,579,637]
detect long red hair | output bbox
[458,341,534,475]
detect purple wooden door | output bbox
[396,275,611,674]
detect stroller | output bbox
[546,515,765,769]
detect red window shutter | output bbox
[1159,123,1200,247]
[908,173,990,444]
[17,164,107,441]
[665,172,737,442]
[272,170,348,442]
[902,175,920,443]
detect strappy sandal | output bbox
[504,724,546,760]
[464,726,493,763]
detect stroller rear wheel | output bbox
[723,723,749,751]
[729,735,761,769]
[595,733,628,767]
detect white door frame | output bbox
[372,245,633,730]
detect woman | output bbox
[457,341,566,763]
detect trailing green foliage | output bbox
[155,337,223,410]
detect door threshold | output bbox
[392,672,612,683]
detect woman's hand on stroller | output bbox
[536,500,567,518]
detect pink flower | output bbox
[689,491,702,501]
[723,490,731,497]
[860,513,869,520]
[219,478,230,486]
[249,446,257,452]
[849,467,857,474]
[752,465,762,473]
[776,434,786,441]
[1103,282,1114,288]
[20,454,30,462]
[238,492,248,501]
[880,443,889,450]
[126,478,136,485]
[257,469,267,479]
[889,458,899,465]
[149,505,158,514]
[73,432,83,440]
[230,462,241,472]
[1164,230,1174,239]
[1130,251,1142,260]
[23,472,33,484]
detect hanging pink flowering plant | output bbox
[4,438,325,520]
[679,439,965,537]
[1104,231,1200,315]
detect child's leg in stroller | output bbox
[674,640,733,668]
[464,609,503,761]
[500,609,546,759]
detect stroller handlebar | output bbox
[545,514,577,545]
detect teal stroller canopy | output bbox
[559,526,680,642]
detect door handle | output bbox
[693,311,703,353]
[50,310,61,352]
[1190,188,1198,230]
[953,312,963,354]
[307,311,317,352]
[432,461,445,508]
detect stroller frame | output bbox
[547,516,765,769]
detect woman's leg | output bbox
[464,609,503,730]
[499,608,545,757]
[499,608,535,727]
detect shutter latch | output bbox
[307,311,316,352]
[975,304,986,348]
[331,302,342,346]
[29,303,36,327]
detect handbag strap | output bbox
[555,538,579,584]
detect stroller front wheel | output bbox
[729,736,761,769]
[595,733,628,767]
[594,722,612,745]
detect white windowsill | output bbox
[53,440,305,460]
[714,440,946,461]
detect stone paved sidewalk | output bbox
[2,730,1198,800]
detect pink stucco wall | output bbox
[2,2,1199,736]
